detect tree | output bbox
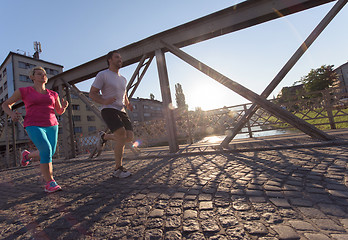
[296,65,338,93]
[277,85,304,104]
[175,83,187,109]
[195,107,203,112]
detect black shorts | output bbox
[101,108,133,133]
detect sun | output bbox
[185,79,240,111]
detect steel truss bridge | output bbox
[1,0,347,161]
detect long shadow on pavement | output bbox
[1,145,348,239]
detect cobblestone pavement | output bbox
[1,143,348,239]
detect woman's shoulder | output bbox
[19,86,33,90]
[19,86,33,94]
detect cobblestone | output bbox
[1,141,348,239]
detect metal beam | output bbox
[156,49,179,153]
[161,40,334,141]
[61,78,103,121]
[220,0,347,147]
[58,84,76,159]
[127,55,153,98]
[47,0,335,89]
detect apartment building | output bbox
[129,97,163,122]
[0,51,63,104]
[0,52,63,143]
[335,61,348,93]
[67,92,106,136]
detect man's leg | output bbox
[124,131,139,154]
[125,130,134,143]
[103,127,127,169]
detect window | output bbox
[86,105,92,111]
[88,126,97,132]
[87,116,95,121]
[72,104,80,110]
[71,93,79,99]
[74,127,82,133]
[143,105,149,109]
[144,113,151,117]
[44,68,60,76]
[2,69,6,77]
[4,81,7,90]
[0,86,3,94]
[18,61,36,69]
[19,75,32,83]
[18,62,26,69]
[72,115,81,121]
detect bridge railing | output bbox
[1,85,347,169]
[72,85,348,153]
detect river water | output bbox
[197,129,288,144]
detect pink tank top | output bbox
[19,87,59,127]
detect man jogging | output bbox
[89,50,133,178]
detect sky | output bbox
[1,0,348,111]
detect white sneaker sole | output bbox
[113,172,132,178]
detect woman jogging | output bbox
[1,66,68,193]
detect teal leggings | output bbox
[25,125,58,164]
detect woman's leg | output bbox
[46,125,58,156]
[25,126,54,182]
[28,150,40,159]
[40,163,53,182]
[46,126,59,183]
[42,126,58,182]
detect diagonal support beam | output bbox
[60,78,103,121]
[127,55,154,98]
[161,40,334,141]
[47,0,337,89]
[221,0,347,147]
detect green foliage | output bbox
[277,85,303,104]
[267,108,348,130]
[296,65,338,93]
[175,83,187,109]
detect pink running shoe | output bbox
[21,150,32,167]
[45,180,62,193]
